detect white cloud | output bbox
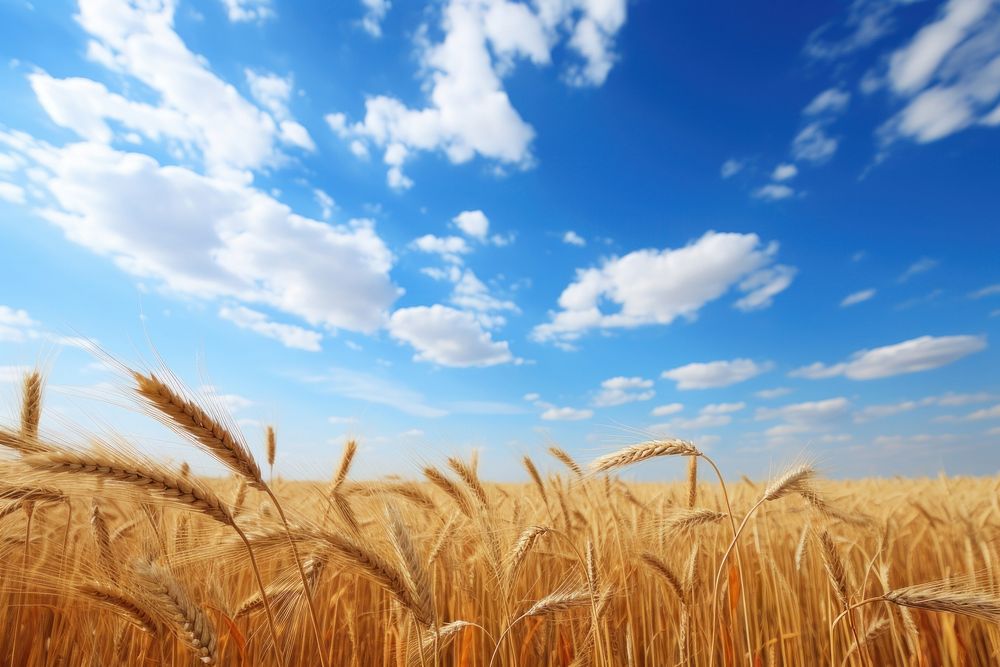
[878,0,1000,145]
[650,402,683,417]
[756,397,851,435]
[314,189,335,220]
[792,122,838,162]
[931,391,997,406]
[804,87,851,115]
[0,182,25,204]
[854,400,921,423]
[562,230,586,247]
[771,163,798,181]
[452,209,490,240]
[898,257,939,282]
[221,0,273,22]
[541,406,593,421]
[720,158,744,178]
[841,288,876,307]
[888,0,990,95]
[0,153,23,172]
[753,184,795,201]
[0,305,41,343]
[592,376,655,407]
[30,0,305,178]
[652,402,744,432]
[523,392,540,402]
[449,269,518,319]
[733,265,797,311]
[360,0,390,37]
[387,305,515,367]
[328,0,627,186]
[0,136,400,335]
[411,235,471,263]
[243,70,314,151]
[244,70,293,120]
[219,304,322,351]
[790,334,988,380]
[964,403,1000,420]
[531,231,794,347]
[662,358,772,390]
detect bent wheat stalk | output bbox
[25,446,287,667]
[132,371,326,667]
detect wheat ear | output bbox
[133,372,264,488]
[589,439,700,474]
[77,581,159,635]
[549,446,583,477]
[20,370,42,439]
[134,562,217,664]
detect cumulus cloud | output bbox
[531,231,795,348]
[790,334,987,380]
[452,210,490,240]
[411,235,471,263]
[0,135,400,335]
[29,0,311,179]
[592,376,655,407]
[327,0,627,187]
[219,304,323,351]
[387,305,515,367]
[662,358,772,390]
[841,288,876,307]
[562,230,586,246]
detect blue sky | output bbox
[0,0,998,481]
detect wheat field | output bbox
[2,368,999,666]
